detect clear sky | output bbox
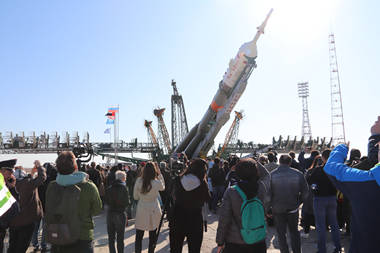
[0,0,379,155]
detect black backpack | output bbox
[45,181,82,245]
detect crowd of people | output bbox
[0,116,379,253]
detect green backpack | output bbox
[45,181,82,245]
[232,185,266,244]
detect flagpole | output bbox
[117,104,119,163]
[114,108,117,164]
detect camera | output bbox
[170,152,188,178]
[70,144,94,163]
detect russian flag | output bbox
[108,107,119,113]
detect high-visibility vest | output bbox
[0,174,16,217]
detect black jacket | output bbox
[307,165,336,197]
[174,176,211,212]
[87,167,101,188]
[38,166,57,211]
[208,166,226,187]
[105,180,130,213]
[298,151,318,171]
[290,159,303,173]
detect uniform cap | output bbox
[0,159,17,171]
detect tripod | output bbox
[152,175,176,252]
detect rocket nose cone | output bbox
[239,41,258,58]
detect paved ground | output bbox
[20,208,351,253]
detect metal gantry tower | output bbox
[171,79,189,150]
[153,108,172,155]
[298,82,312,141]
[217,111,243,157]
[329,34,346,145]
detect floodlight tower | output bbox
[329,34,346,145]
[298,82,312,140]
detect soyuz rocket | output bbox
[174,9,273,159]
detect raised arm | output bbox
[324,144,376,199]
[368,116,380,166]
[31,161,47,188]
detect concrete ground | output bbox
[20,209,350,253]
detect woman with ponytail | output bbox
[133,162,165,253]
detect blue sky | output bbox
[0,0,378,154]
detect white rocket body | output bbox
[174,9,273,158]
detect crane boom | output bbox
[144,120,158,146]
[154,108,172,155]
[217,111,243,157]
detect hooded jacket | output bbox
[324,143,380,253]
[174,174,211,212]
[48,171,102,241]
[216,162,270,246]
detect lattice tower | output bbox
[329,34,346,145]
[298,82,312,140]
[171,79,189,150]
[153,108,172,155]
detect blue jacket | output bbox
[324,144,380,253]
